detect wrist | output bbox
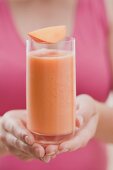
[94,101,113,143]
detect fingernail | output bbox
[77,115,84,127]
[43,156,51,163]
[25,136,33,145]
[60,148,69,153]
[46,151,56,156]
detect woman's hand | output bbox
[45,95,99,161]
[0,110,45,161]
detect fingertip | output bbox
[33,143,45,158]
[43,156,51,163]
[76,118,80,127]
[35,148,44,158]
[59,143,69,152]
[24,135,34,145]
[46,145,58,156]
[76,115,84,128]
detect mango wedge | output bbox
[28,25,66,44]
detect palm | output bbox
[44,95,99,160]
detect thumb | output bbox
[76,96,96,126]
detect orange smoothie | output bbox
[27,49,76,138]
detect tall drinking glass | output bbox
[26,37,76,144]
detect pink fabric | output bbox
[0,0,112,169]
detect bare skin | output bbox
[0,0,113,163]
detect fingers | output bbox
[32,143,45,158]
[0,110,49,162]
[0,131,45,160]
[46,145,58,156]
[42,154,56,163]
[42,156,51,163]
[0,132,32,154]
[38,145,58,163]
[76,95,96,123]
[2,119,35,145]
[8,146,34,161]
[59,114,98,152]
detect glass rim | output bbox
[26,36,75,56]
[27,36,75,44]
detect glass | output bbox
[26,37,76,144]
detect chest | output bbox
[9,1,76,40]
[0,0,112,113]
[74,2,112,101]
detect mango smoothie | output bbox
[27,48,76,143]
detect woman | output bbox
[0,0,113,169]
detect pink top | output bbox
[0,0,112,169]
